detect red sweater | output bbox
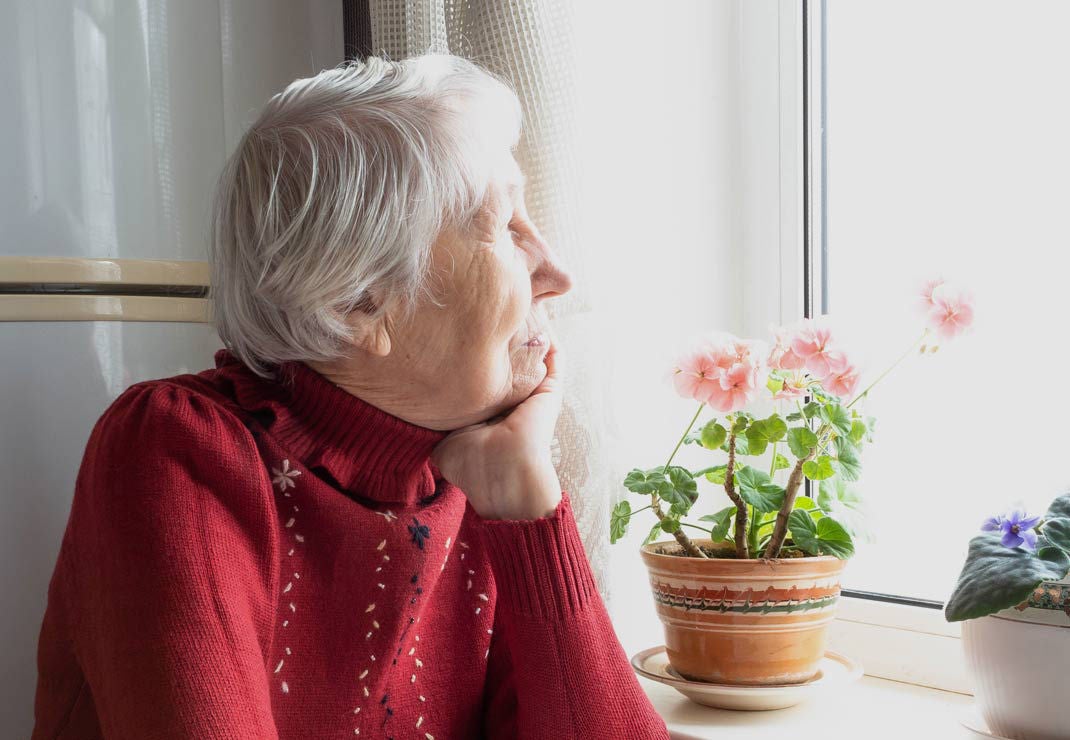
[32,349,668,739]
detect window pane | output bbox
[824,0,1070,600]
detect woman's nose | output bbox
[532,242,574,301]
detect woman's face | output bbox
[373,157,574,429]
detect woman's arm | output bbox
[59,383,279,739]
[468,490,670,740]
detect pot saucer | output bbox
[961,709,1014,739]
[630,645,862,711]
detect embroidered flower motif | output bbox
[408,518,431,550]
[271,459,302,492]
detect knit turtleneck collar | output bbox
[209,349,449,506]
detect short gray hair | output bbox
[208,54,523,378]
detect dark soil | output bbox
[654,544,809,559]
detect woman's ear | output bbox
[343,292,394,357]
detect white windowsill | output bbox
[639,674,976,739]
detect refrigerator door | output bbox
[2,1,343,733]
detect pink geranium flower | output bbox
[927,284,975,340]
[773,373,810,401]
[822,364,860,399]
[790,320,848,378]
[671,341,727,403]
[768,327,806,371]
[919,278,945,311]
[707,361,759,412]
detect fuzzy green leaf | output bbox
[819,403,853,437]
[734,467,787,513]
[945,533,1070,622]
[833,444,862,482]
[1042,517,1070,554]
[699,505,737,542]
[704,465,728,485]
[700,421,728,450]
[789,510,854,559]
[642,521,663,546]
[1048,493,1070,520]
[787,427,819,459]
[610,500,631,544]
[623,468,666,495]
[773,453,791,472]
[802,455,836,481]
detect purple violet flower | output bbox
[985,508,1041,551]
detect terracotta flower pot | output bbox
[640,538,846,686]
[962,577,1070,740]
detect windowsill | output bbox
[639,674,976,739]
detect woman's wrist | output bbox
[473,461,562,521]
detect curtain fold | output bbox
[366,0,616,602]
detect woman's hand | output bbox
[430,341,565,520]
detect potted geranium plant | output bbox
[945,494,1070,740]
[612,279,974,688]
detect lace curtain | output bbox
[366,0,617,602]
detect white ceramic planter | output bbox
[961,579,1070,740]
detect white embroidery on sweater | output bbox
[271,459,301,491]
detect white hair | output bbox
[208,54,523,378]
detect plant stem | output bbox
[651,401,709,559]
[679,522,714,535]
[768,441,779,477]
[846,329,930,410]
[723,432,749,559]
[621,504,654,519]
[665,402,706,469]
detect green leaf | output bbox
[789,510,854,559]
[734,466,787,513]
[802,455,835,481]
[732,416,750,434]
[721,434,751,456]
[767,376,785,394]
[704,465,728,485]
[1042,517,1070,554]
[773,453,791,472]
[700,421,728,450]
[817,478,870,542]
[849,419,867,444]
[699,506,737,542]
[660,516,681,534]
[623,468,665,495]
[786,412,803,421]
[787,427,819,459]
[1047,493,1070,520]
[818,403,853,437]
[803,401,822,419]
[792,496,824,519]
[945,533,1070,622]
[610,500,631,544]
[663,466,699,515]
[745,430,768,457]
[833,444,862,482]
[642,521,663,546]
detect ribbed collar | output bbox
[209,348,449,506]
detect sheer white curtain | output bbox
[367,0,617,600]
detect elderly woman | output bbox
[32,55,668,739]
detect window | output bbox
[812,0,1070,604]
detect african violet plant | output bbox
[944,493,1070,622]
[610,279,975,560]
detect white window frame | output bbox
[737,0,969,694]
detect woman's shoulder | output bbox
[86,376,265,483]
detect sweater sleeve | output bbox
[468,490,669,740]
[62,382,280,739]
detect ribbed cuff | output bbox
[469,490,599,621]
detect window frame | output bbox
[741,0,969,693]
